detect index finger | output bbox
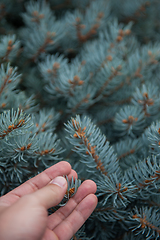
[0,161,72,206]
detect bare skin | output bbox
[0,161,97,240]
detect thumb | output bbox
[31,176,67,210]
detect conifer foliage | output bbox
[0,0,160,239]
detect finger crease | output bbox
[27,180,40,192]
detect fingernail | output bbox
[50,176,67,188]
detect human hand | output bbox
[0,161,97,240]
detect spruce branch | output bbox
[0,35,20,64]
[94,202,128,222]
[59,176,81,206]
[39,54,68,83]
[114,105,146,137]
[113,138,141,170]
[0,64,21,97]
[95,64,123,98]
[65,115,119,176]
[0,108,32,139]
[22,1,55,28]
[34,132,64,167]
[146,120,160,155]
[124,155,160,198]
[75,11,104,43]
[130,206,160,240]
[132,83,160,118]
[96,173,137,207]
[31,108,60,135]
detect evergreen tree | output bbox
[1,0,160,239]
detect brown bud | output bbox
[53,62,60,69]
[68,79,72,84]
[39,14,44,19]
[124,29,131,35]
[73,75,80,81]
[78,80,84,85]
[116,36,123,42]
[110,43,114,48]
[90,29,97,35]
[27,143,32,149]
[7,46,12,51]
[98,12,104,19]
[117,65,122,70]
[122,119,128,123]
[76,17,81,22]
[8,40,13,45]
[1,103,6,108]
[80,24,86,29]
[148,50,152,56]
[93,23,100,29]
[143,92,148,98]
[106,55,112,61]
[119,29,124,37]
[32,11,38,16]
[20,146,25,151]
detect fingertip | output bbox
[81,179,97,194]
[83,193,98,211]
[91,193,98,208]
[44,161,72,180]
[50,176,67,189]
[89,180,97,193]
[58,161,72,170]
[83,194,98,214]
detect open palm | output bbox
[0,161,97,240]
